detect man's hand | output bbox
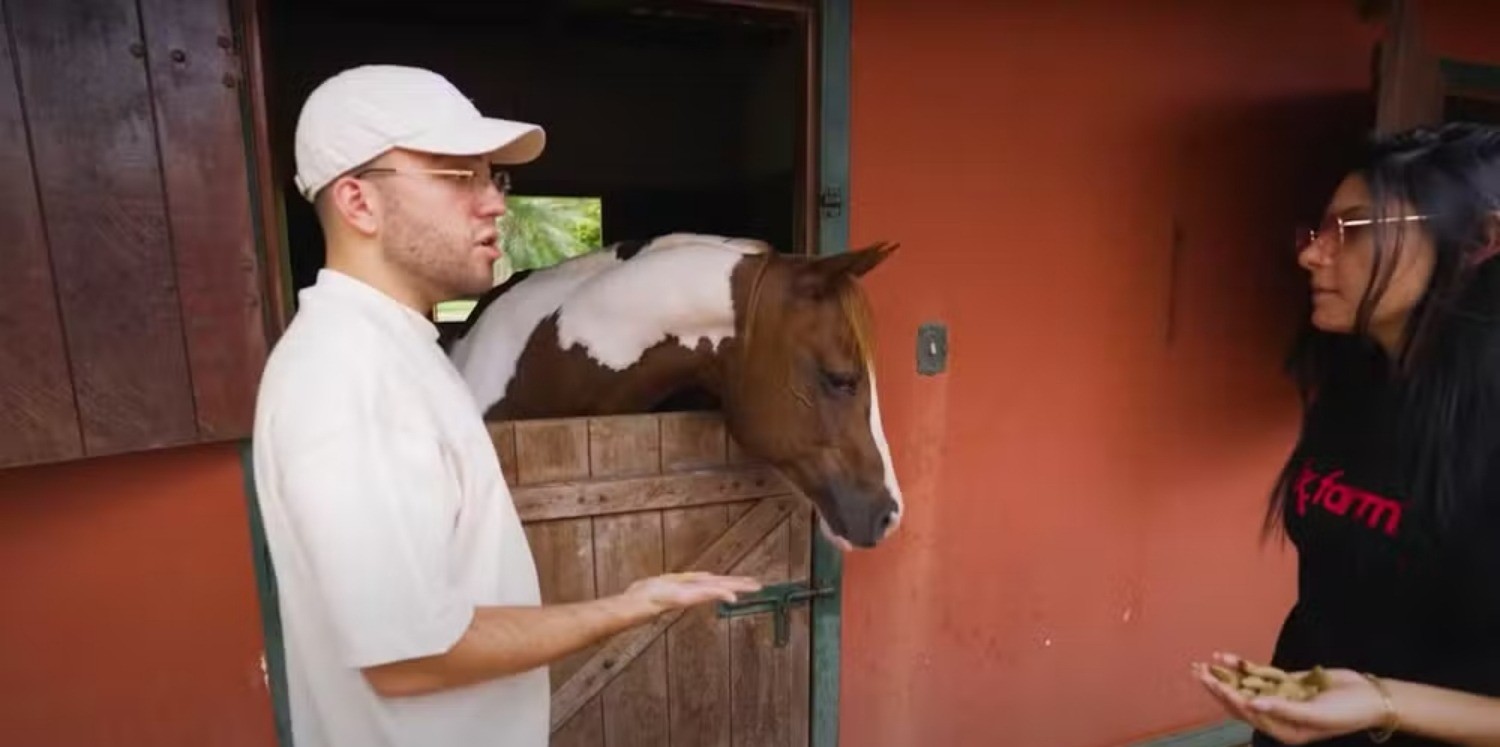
[621,571,763,617]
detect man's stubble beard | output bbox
[381,197,493,303]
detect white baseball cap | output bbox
[292,64,546,202]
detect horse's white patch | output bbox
[448,249,626,411]
[868,370,904,534]
[554,235,763,371]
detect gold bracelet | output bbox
[1360,672,1400,743]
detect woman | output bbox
[1193,122,1500,746]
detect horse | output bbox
[444,233,904,550]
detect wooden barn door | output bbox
[493,412,815,747]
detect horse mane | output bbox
[837,275,877,365]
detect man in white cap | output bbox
[250,65,759,747]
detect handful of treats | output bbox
[1210,659,1329,702]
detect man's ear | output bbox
[322,175,380,237]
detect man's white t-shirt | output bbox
[251,269,548,747]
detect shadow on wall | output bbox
[1159,90,1373,459]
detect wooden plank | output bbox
[514,418,590,485]
[233,0,293,336]
[514,466,793,522]
[521,518,598,688]
[788,507,814,747]
[665,505,734,747]
[1375,0,1445,135]
[9,0,197,456]
[660,412,728,471]
[0,4,80,468]
[551,496,797,732]
[137,0,268,440]
[731,520,792,747]
[595,513,669,747]
[552,703,605,747]
[487,421,518,486]
[589,415,660,478]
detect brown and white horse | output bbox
[445,233,903,549]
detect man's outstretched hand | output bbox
[623,572,763,616]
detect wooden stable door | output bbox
[490,411,814,747]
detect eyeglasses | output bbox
[353,166,511,196]
[1295,213,1429,254]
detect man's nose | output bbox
[475,183,507,219]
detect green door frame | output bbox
[811,1,850,746]
[239,443,293,747]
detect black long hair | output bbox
[1267,122,1500,542]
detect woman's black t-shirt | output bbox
[1254,361,1500,746]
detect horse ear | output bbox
[815,241,899,280]
[794,241,899,298]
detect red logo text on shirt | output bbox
[1295,463,1403,537]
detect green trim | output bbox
[818,0,851,259]
[1440,58,1500,96]
[1131,720,1252,747]
[812,1,851,745]
[239,440,292,747]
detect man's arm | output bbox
[362,571,760,697]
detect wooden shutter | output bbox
[0,0,268,469]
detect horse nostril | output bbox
[878,509,896,532]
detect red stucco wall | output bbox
[0,444,275,746]
[843,2,1376,745]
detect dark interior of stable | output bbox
[261,0,808,302]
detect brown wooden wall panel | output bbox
[521,518,598,688]
[487,421,518,485]
[730,521,793,747]
[513,466,790,522]
[515,419,590,485]
[137,0,267,439]
[665,505,734,747]
[0,5,81,468]
[660,411,728,471]
[595,513,669,747]
[551,703,604,747]
[787,507,813,747]
[588,415,660,478]
[8,0,196,456]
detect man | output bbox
[251,64,760,747]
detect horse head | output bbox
[723,242,902,549]
[446,234,904,550]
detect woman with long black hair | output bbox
[1194,122,1500,746]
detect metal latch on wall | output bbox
[716,580,836,647]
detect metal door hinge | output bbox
[819,187,844,218]
[717,580,836,647]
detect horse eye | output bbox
[821,369,860,396]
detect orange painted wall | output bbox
[843,2,1379,745]
[0,444,275,747]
